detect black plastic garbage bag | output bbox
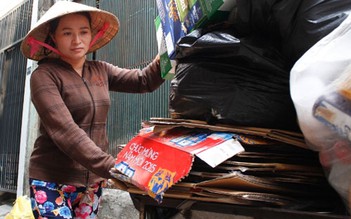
[170,29,299,131]
[234,0,351,68]
[280,0,351,67]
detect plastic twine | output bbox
[89,22,110,49]
[27,36,64,58]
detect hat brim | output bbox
[20,1,120,61]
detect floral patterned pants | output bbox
[29,178,104,219]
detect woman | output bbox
[20,1,164,218]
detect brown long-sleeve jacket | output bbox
[29,57,164,186]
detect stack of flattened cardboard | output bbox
[111,118,344,213]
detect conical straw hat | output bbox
[21,1,119,61]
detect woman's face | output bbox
[52,13,92,63]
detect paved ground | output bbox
[0,192,16,219]
[0,204,12,219]
[98,189,139,219]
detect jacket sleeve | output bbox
[30,68,115,179]
[105,56,165,92]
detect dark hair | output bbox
[43,12,92,56]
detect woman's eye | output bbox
[81,30,91,35]
[63,32,71,36]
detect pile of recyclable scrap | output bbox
[112,0,351,216]
[111,118,346,214]
[165,0,351,213]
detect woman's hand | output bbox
[153,54,160,65]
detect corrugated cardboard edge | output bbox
[147,118,308,149]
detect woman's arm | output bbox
[105,55,165,93]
